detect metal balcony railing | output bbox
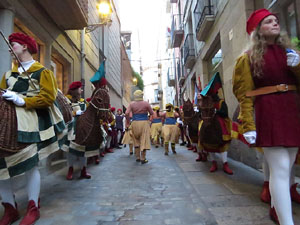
[194,0,215,35]
[171,14,184,48]
[167,67,175,87]
[183,34,195,64]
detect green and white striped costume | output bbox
[0,62,66,180]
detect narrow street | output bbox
[5,145,300,225]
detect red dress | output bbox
[253,45,300,147]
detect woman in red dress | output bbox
[233,9,300,225]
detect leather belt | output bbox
[246,84,297,97]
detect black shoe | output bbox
[124,144,127,147]
[141,159,148,164]
[172,150,177,154]
[130,152,133,155]
[164,152,168,156]
[180,142,186,146]
[136,159,141,162]
[155,145,159,148]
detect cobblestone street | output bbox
[3,145,300,225]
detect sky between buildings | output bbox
[119,0,170,80]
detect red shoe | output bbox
[19,200,40,225]
[210,161,218,172]
[80,167,91,179]
[269,207,279,224]
[290,183,300,204]
[260,181,271,203]
[100,152,105,157]
[196,153,202,162]
[106,148,114,153]
[193,146,197,153]
[0,202,19,225]
[94,156,100,165]
[66,167,73,180]
[223,162,233,175]
[187,146,194,151]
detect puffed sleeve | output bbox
[232,54,256,133]
[0,73,7,89]
[24,69,58,109]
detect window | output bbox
[286,2,298,38]
[51,56,68,94]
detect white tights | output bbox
[0,166,40,208]
[67,153,87,169]
[263,156,296,186]
[210,152,228,163]
[264,147,298,225]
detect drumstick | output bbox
[0,30,37,90]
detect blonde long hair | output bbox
[246,26,292,77]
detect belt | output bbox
[246,84,297,97]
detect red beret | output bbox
[246,9,277,35]
[69,81,82,90]
[9,32,38,54]
[86,97,91,102]
[110,107,116,112]
[180,106,183,109]
[117,108,122,112]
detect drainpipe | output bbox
[0,8,14,79]
[80,28,85,98]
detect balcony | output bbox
[167,68,175,87]
[171,14,184,48]
[182,34,196,69]
[39,0,88,30]
[194,0,215,41]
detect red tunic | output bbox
[253,45,300,147]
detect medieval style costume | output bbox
[233,8,300,224]
[198,73,233,175]
[122,120,134,155]
[161,103,180,155]
[125,90,153,164]
[64,81,91,180]
[116,108,125,147]
[0,32,66,225]
[150,106,163,148]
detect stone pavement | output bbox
[3,144,300,225]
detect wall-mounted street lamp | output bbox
[133,77,138,86]
[85,0,113,33]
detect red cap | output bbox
[246,9,276,35]
[86,97,91,102]
[180,106,183,109]
[9,32,38,54]
[69,81,82,90]
[117,108,122,112]
[110,107,116,112]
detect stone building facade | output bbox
[169,0,300,169]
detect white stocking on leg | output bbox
[220,152,228,163]
[264,147,298,225]
[67,153,76,167]
[210,153,217,161]
[0,179,15,207]
[25,167,41,207]
[78,157,87,169]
